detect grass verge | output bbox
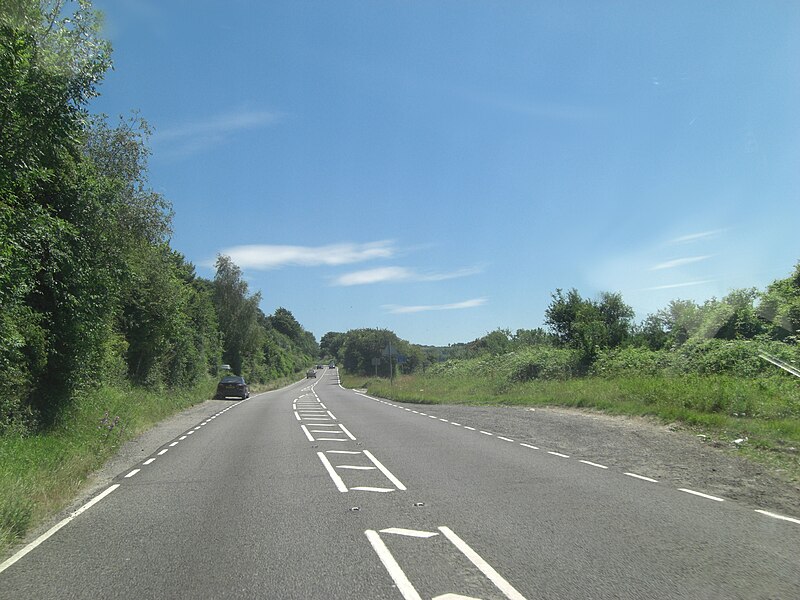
[0,378,216,555]
[341,372,800,482]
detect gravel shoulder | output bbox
[403,402,800,518]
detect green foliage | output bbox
[326,328,422,376]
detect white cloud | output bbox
[215,241,395,270]
[669,230,724,244]
[643,280,715,291]
[153,108,282,156]
[332,264,484,286]
[383,298,487,314]
[650,255,712,271]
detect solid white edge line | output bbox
[339,424,357,440]
[438,526,527,600]
[579,460,608,469]
[365,530,423,600]
[0,484,121,574]
[679,488,725,502]
[300,425,315,441]
[363,449,407,491]
[293,411,301,421]
[755,510,800,525]
[624,472,659,483]
[317,452,348,492]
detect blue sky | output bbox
[91,0,800,346]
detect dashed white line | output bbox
[755,510,800,525]
[327,450,361,454]
[498,436,514,442]
[300,425,315,441]
[143,458,156,465]
[124,469,140,478]
[317,452,348,492]
[579,460,608,469]
[351,486,395,492]
[365,530,423,600]
[179,435,187,440]
[158,449,169,456]
[548,451,570,458]
[339,424,357,441]
[363,449,406,491]
[520,443,539,450]
[438,526,527,600]
[464,426,476,431]
[337,465,377,470]
[451,422,461,426]
[679,488,724,502]
[480,431,494,436]
[625,472,659,483]
[169,441,179,447]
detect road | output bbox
[1,367,799,599]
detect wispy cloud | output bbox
[383,298,487,314]
[669,230,724,244]
[643,280,715,291]
[650,255,712,271]
[215,241,395,270]
[153,108,282,156]
[332,264,484,286]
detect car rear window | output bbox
[220,376,244,384]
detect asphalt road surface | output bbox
[2,367,798,599]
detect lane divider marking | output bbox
[624,472,659,483]
[679,488,724,502]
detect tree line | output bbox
[0,2,317,433]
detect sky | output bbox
[89,0,800,347]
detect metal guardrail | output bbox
[759,352,800,378]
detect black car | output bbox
[215,375,250,400]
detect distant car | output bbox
[306,369,317,378]
[316,364,323,369]
[215,375,249,400]
[328,362,335,368]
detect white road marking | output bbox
[339,424,357,440]
[311,429,342,433]
[380,528,438,538]
[429,415,438,419]
[326,410,338,420]
[187,431,194,435]
[179,435,187,440]
[294,411,301,421]
[158,449,169,455]
[755,510,800,525]
[300,425,315,441]
[351,486,396,492]
[480,431,494,436]
[363,449,407,491]
[464,426,476,431]
[0,484,121,575]
[439,418,449,422]
[579,460,608,469]
[316,438,349,442]
[193,426,201,431]
[438,526,527,600]
[679,488,724,502]
[365,530,423,600]
[317,452,348,492]
[498,436,514,442]
[327,450,362,454]
[125,469,140,478]
[520,443,539,450]
[625,472,658,483]
[143,458,156,465]
[547,451,570,458]
[305,422,335,426]
[451,422,461,426]
[337,465,377,470]
[169,441,179,447]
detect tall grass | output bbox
[0,378,216,553]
